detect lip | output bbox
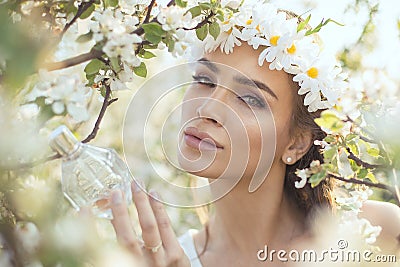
[183,126,223,151]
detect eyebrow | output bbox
[196,58,279,100]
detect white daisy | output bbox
[257,13,297,70]
[293,56,342,111]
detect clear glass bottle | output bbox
[49,125,132,219]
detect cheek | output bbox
[227,111,276,177]
[273,113,293,159]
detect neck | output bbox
[206,166,307,255]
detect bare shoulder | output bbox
[359,200,400,249]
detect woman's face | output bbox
[178,44,295,182]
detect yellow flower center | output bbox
[255,24,261,32]
[246,19,253,25]
[270,35,280,46]
[287,44,296,54]
[222,20,230,25]
[307,67,319,79]
[226,27,233,34]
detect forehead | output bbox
[201,44,294,102]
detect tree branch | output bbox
[143,0,157,24]
[183,12,214,31]
[327,172,400,206]
[44,49,103,71]
[81,83,116,143]
[61,0,96,37]
[346,147,382,169]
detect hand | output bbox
[110,180,191,267]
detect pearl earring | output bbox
[287,157,292,163]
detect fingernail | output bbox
[133,178,145,193]
[112,190,123,205]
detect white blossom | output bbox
[221,0,241,9]
[294,169,309,189]
[157,6,191,31]
[337,148,354,179]
[26,70,92,122]
[14,222,41,255]
[90,8,142,66]
[293,57,345,112]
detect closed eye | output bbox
[192,75,216,88]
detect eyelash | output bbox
[191,74,266,108]
[192,74,216,87]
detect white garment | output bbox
[178,229,203,267]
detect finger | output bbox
[78,206,92,218]
[110,190,142,254]
[132,180,164,257]
[148,189,181,252]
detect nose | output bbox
[196,88,229,126]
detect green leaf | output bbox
[199,2,211,10]
[76,31,93,43]
[175,0,187,8]
[100,85,107,98]
[84,59,105,76]
[167,38,175,52]
[145,33,162,44]
[64,3,78,15]
[196,24,209,41]
[306,18,344,36]
[141,50,156,59]
[186,6,201,18]
[323,146,338,162]
[142,22,166,44]
[216,10,224,21]
[110,57,121,72]
[133,62,147,78]
[209,22,220,40]
[314,111,344,132]
[80,4,95,19]
[297,14,311,32]
[104,0,118,7]
[324,135,336,143]
[309,171,326,188]
[365,172,377,183]
[357,168,368,179]
[367,147,380,157]
[345,133,358,142]
[142,22,166,37]
[347,141,360,157]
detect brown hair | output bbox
[284,75,335,215]
[280,9,335,216]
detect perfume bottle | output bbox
[49,125,132,219]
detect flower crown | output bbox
[195,1,347,112]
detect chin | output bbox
[177,148,225,179]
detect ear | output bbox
[281,131,313,165]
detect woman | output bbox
[109,3,400,266]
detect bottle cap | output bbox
[48,125,80,157]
